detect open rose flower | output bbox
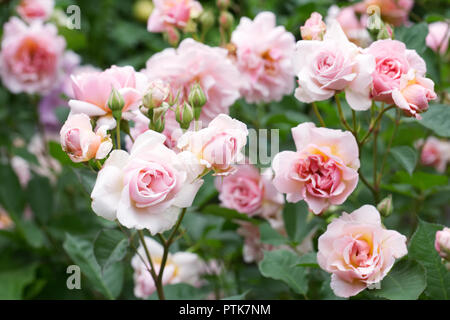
[230,11,296,103]
[426,22,450,55]
[354,0,414,27]
[91,130,204,234]
[272,122,359,214]
[301,12,327,41]
[177,114,248,176]
[317,205,408,298]
[17,0,54,23]
[417,137,450,173]
[143,39,241,125]
[147,0,203,33]
[293,22,375,111]
[0,17,65,94]
[132,237,205,298]
[392,69,437,119]
[367,39,426,104]
[69,65,148,129]
[435,227,450,261]
[60,114,113,163]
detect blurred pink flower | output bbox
[147,0,203,33]
[69,65,148,129]
[417,137,450,173]
[143,39,241,124]
[17,0,54,23]
[426,22,449,55]
[367,39,426,104]
[435,227,450,260]
[0,17,65,94]
[317,205,407,298]
[231,11,296,103]
[272,122,359,215]
[301,12,327,41]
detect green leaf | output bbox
[372,260,426,300]
[394,171,448,192]
[395,22,428,54]
[409,220,450,299]
[390,146,417,176]
[201,204,259,223]
[259,222,287,246]
[295,252,319,268]
[283,202,319,243]
[27,176,53,223]
[417,104,450,137]
[94,229,129,270]
[0,264,38,299]
[258,249,308,295]
[222,289,251,300]
[63,233,123,299]
[0,164,25,214]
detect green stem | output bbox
[335,95,353,133]
[137,230,162,299]
[312,102,326,127]
[359,105,395,146]
[377,109,401,186]
[116,120,121,149]
[372,117,381,204]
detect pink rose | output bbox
[293,22,375,111]
[230,12,296,103]
[392,70,437,119]
[147,0,203,33]
[0,17,65,94]
[301,12,327,40]
[326,5,371,47]
[317,205,407,298]
[132,237,205,298]
[417,137,450,173]
[367,39,426,104]
[91,130,204,234]
[354,0,414,27]
[426,22,449,55]
[177,114,248,176]
[142,79,170,109]
[69,65,148,129]
[17,0,54,23]
[435,227,450,260]
[11,156,31,188]
[272,122,360,215]
[60,114,113,163]
[215,164,284,218]
[143,39,241,125]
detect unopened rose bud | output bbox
[143,80,170,109]
[300,12,326,40]
[108,87,125,119]
[377,194,393,217]
[133,0,154,23]
[165,26,180,47]
[367,7,383,32]
[435,227,450,261]
[188,83,207,120]
[200,9,215,32]
[176,101,194,130]
[377,23,393,40]
[219,11,234,31]
[217,0,230,10]
[150,103,169,132]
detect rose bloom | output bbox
[69,65,148,129]
[60,114,113,163]
[147,0,202,33]
[417,137,450,173]
[91,130,204,235]
[177,114,248,176]
[301,12,327,41]
[392,69,437,119]
[293,22,375,111]
[143,39,241,124]
[17,0,54,23]
[367,39,426,104]
[426,22,450,55]
[272,122,360,215]
[435,227,450,260]
[215,164,284,222]
[354,0,414,27]
[230,11,296,103]
[326,5,372,48]
[132,237,205,298]
[317,205,408,298]
[11,156,31,188]
[0,17,65,94]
